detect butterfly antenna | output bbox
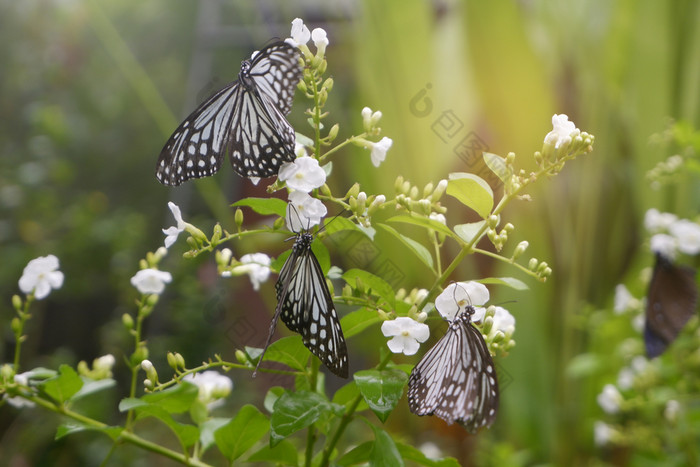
[253,303,284,377]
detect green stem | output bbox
[27,395,212,467]
[319,135,366,162]
[320,352,393,466]
[471,247,540,279]
[12,295,34,371]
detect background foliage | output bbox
[1,0,699,465]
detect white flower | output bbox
[371,194,386,207]
[669,219,700,255]
[544,114,580,150]
[597,384,622,414]
[488,306,516,339]
[650,233,677,259]
[162,202,187,249]
[613,284,637,314]
[130,269,172,295]
[183,370,233,409]
[435,281,489,322]
[664,399,680,423]
[644,208,677,233]
[286,191,327,231]
[429,212,446,225]
[369,137,393,167]
[287,18,310,47]
[311,28,329,56]
[381,317,429,356]
[232,253,272,291]
[5,372,35,409]
[94,354,115,372]
[419,442,442,459]
[18,254,64,300]
[594,421,614,446]
[278,156,326,192]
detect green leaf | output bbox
[131,403,200,448]
[311,237,331,275]
[263,336,309,372]
[264,386,285,413]
[396,442,461,467]
[482,152,511,184]
[332,381,368,412]
[370,425,404,467]
[232,197,287,216]
[71,378,116,401]
[338,441,373,465]
[353,369,408,423]
[324,216,363,236]
[140,381,199,414]
[199,417,229,453]
[453,221,487,244]
[215,405,269,461]
[377,224,434,270]
[41,365,83,403]
[269,391,333,446]
[478,276,529,290]
[342,269,395,305]
[340,308,382,339]
[55,423,122,441]
[446,172,494,219]
[386,214,456,240]
[247,439,299,466]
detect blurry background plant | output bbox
[1,0,699,465]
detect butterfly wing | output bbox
[248,42,302,115]
[155,82,241,186]
[276,234,348,378]
[408,313,499,432]
[645,253,698,358]
[227,86,297,178]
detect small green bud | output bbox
[139,259,148,269]
[122,313,134,329]
[488,215,499,228]
[503,223,514,234]
[273,217,285,229]
[409,186,419,200]
[212,223,222,243]
[395,288,407,301]
[167,352,178,371]
[297,79,308,93]
[11,316,26,336]
[506,152,515,165]
[534,151,543,165]
[432,179,448,201]
[143,378,154,390]
[1,364,15,381]
[541,267,552,278]
[342,284,352,297]
[12,295,22,311]
[512,241,529,259]
[146,294,159,307]
[394,175,405,193]
[317,58,327,75]
[235,349,249,365]
[186,225,208,244]
[77,360,89,376]
[186,236,197,248]
[320,183,332,196]
[423,182,434,198]
[346,183,360,199]
[322,77,334,92]
[537,261,549,274]
[327,123,340,142]
[492,330,505,343]
[349,196,357,211]
[131,344,149,366]
[528,258,538,271]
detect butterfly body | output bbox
[156,42,302,185]
[644,253,698,358]
[408,305,498,432]
[257,232,348,378]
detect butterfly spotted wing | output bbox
[255,232,348,378]
[156,42,302,185]
[408,305,499,432]
[644,253,698,358]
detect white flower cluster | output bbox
[183,370,233,410]
[543,114,580,151]
[645,208,700,259]
[380,281,515,356]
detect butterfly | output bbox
[408,295,499,432]
[156,41,303,185]
[255,231,348,378]
[644,252,698,358]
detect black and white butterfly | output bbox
[255,231,348,378]
[408,292,499,432]
[645,252,698,358]
[156,41,303,185]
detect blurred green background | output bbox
[2,0,700,465]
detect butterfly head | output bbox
[450,282,476,322]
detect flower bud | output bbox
[1,364,15,381]
[12,295,22,311]
[167,352,179,371]
[394,175,405,193]
[506,152,515,165]
[327,123,340,142]
[211,223,222,243]
[235,208,244,228]
[528,258,538,271]
[235,350,249,365]
[122,313,134,330]
[488,215,499,228]
[409,186,419,200]
[512,241,529,259]
[423,182,434,198]
[143,378,154,390]
[11,317,21,335]
[432,179,448,201]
